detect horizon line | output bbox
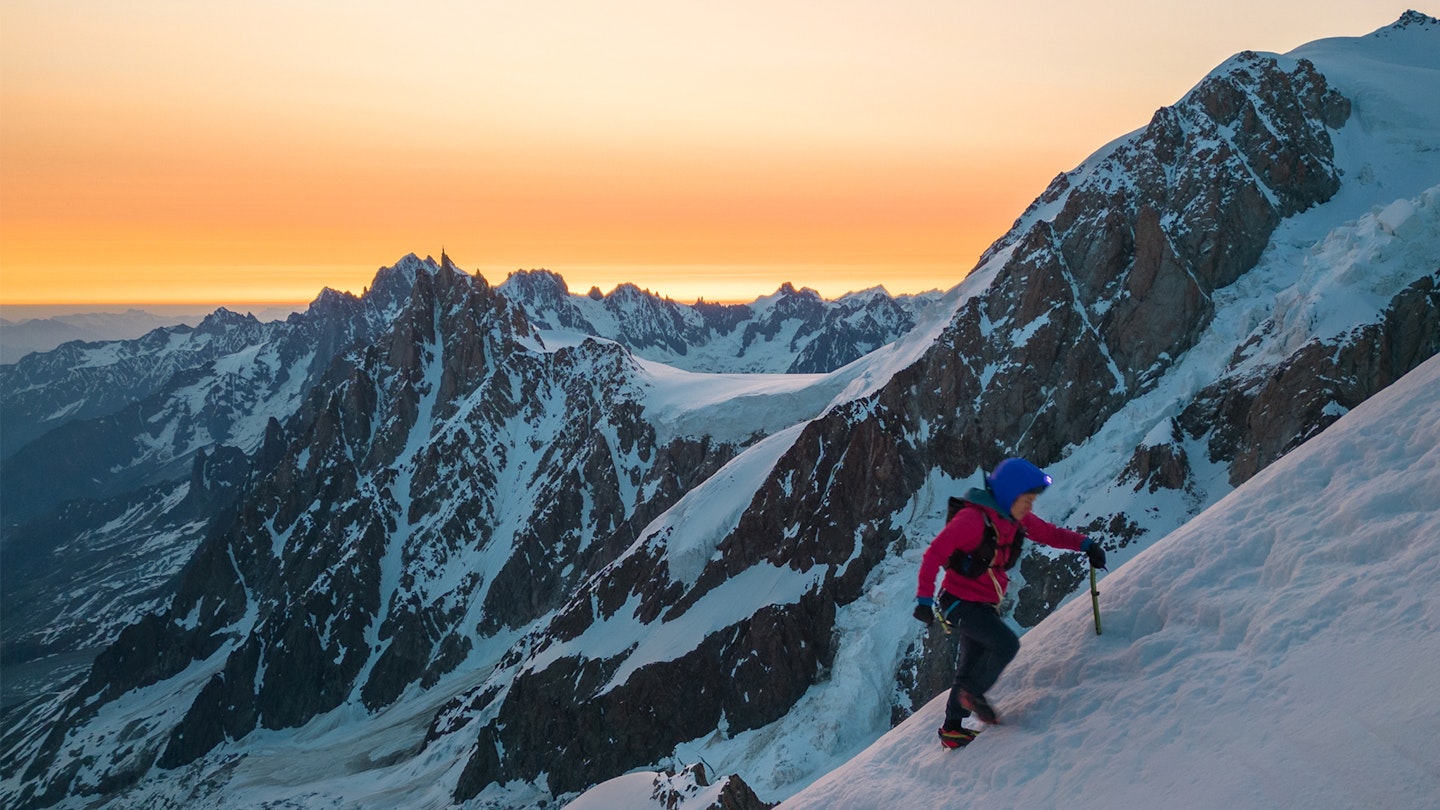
[0,257,968,313]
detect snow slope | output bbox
[774,352,1440,810]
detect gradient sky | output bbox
[0,1,1424,308]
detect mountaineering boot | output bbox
[959,691,1000,724]
[938,726,978,749]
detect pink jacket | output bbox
[918,501,1088,605]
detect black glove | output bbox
[913,598,934,626]
[1083,538,1107,570]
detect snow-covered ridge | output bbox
[500,269,946,375]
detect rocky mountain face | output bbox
[0,257,757,806]
[500,270,942,374]
[0,257,428,715]
[2,14,1437,810]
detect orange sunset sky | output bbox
[0,1,1422,310]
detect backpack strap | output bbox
[944,503,1000,578]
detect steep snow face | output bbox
[1292,11,1440,218]
[776,353,1440,810]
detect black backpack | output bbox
[943,496,1025,578]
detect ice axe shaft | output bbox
[1089,564,1102,636]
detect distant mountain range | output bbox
[498,270,943,374]
[0,310,204,365]
[0,307,307,365]
[0,270,936,512]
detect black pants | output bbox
[939,592,1020,728]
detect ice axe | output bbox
[1089,564,1102,636]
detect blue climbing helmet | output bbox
[986,458,1053,515]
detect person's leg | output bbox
[943,632,981,729]
[951,601,1019,697]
